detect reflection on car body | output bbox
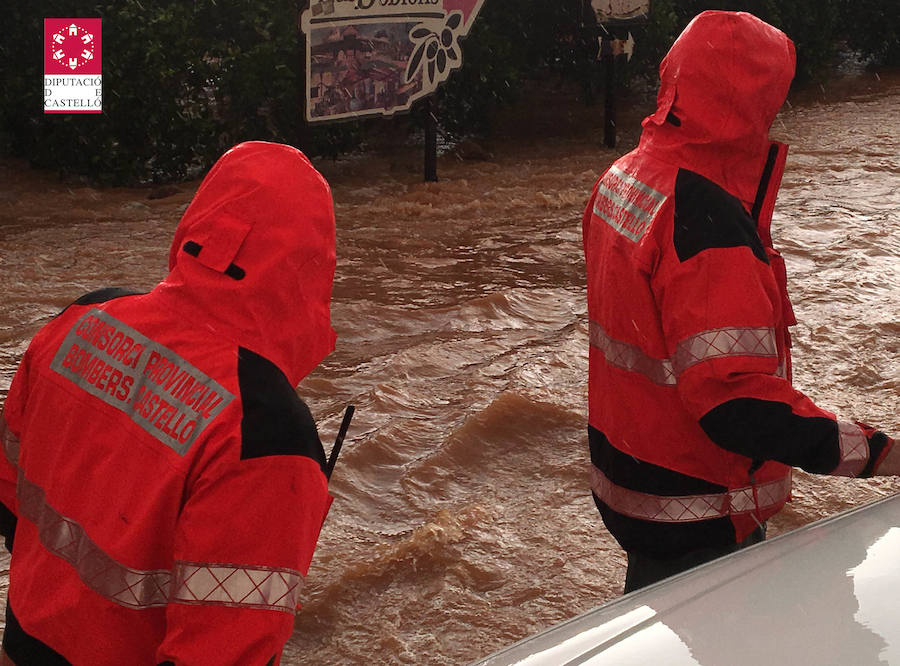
[473,494,900,665]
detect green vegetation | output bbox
[2,1,897,184]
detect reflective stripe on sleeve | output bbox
[589,322,676,386]
[171,562,303,612]
[673,327,777,376]
[591,464,791,523]
[831,421,869,477]
[589,321,779,385]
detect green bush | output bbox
[841,0,900,66]
[0,0,357,184]
[659,0,844,82]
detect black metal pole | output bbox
[601,36,616,149]
[297,1,309,151]
[424,96,438,182]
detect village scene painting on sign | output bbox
[301,0,486,122]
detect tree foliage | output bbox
[841,0,900,66]
[1,0,897,184]
[0,0,353,184]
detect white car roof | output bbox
[473,493,900,665]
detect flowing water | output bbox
[0,71,898,664]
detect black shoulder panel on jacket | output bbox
[57,287,143,319]
[237,347,327,472]
[71,287,144,306]
[673,169,768,263]
[699,398,840,474]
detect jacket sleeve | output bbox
[656,172,885,477]
[156,352,331,666]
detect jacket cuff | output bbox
[831,421,869,477]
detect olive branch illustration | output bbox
[404,12,463,86]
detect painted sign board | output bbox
[591,0,650,25]
[301,0,486,123]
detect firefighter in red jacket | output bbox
[0,141,337,664]
[582,11,897,593]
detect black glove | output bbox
[857,421,896,477]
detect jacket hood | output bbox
[640,11,796,205]
[160,141,336,387]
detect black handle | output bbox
[326,405,355,480]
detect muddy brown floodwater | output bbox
[0,71,898,665]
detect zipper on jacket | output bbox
[751,144,780,222]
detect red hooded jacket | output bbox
[582,12,891,558]
[0,142,336,664]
